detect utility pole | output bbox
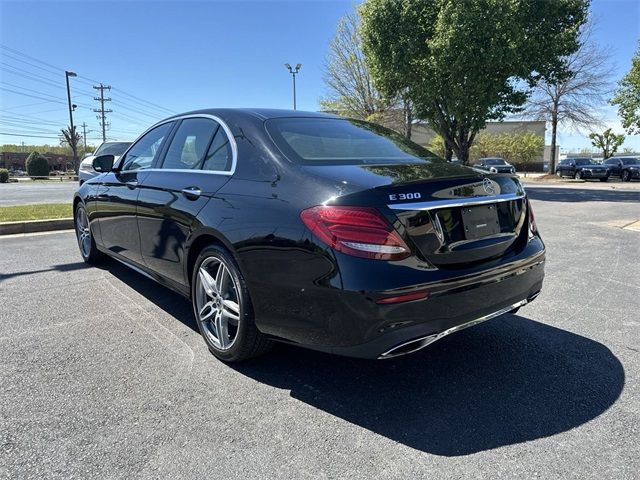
[284,63,302,110]
[93,84,112,143]
[81,122,89,153]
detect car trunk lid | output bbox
[302,162,527,267]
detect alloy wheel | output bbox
[622,171,630,182]
[75,207,91,258]
[195,257,241,350]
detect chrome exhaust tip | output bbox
[378,298,529,359]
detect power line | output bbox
[0,132,61,139]
[0,64,95,97]
[0,86,67,105]
[2,45,175,118]
[111,87,176,115]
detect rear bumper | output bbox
[315,249,544,359]
[252,235,546,359]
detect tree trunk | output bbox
[403,97,412,139]
[444,142,453,162]
[550,105,558,174]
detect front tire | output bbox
[574,171,582,180]
[622,170,631,182]
[75,204,103,264]
[191,245,272,362]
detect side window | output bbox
[121,122,173,171]
[202,126,233,172]
[161,118,217,170]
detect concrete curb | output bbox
[0,218,74,235]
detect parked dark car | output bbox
[602,156,640,182]
[474,157,516,174]
[74,109,545,362]
[555,157,609,181]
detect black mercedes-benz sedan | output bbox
[74,109,545,362]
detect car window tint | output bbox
[266,118,439,165]
[162,118,217,170]
[202,127,233,172]
[96,142,131,157]
[121,123,173,171]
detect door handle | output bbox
[181,187,201,199]
[125,180,138,189]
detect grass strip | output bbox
[0,203,73,223]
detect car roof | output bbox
[165,108,338,122]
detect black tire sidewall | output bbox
[75,204,97,263]
[191,245,254,362]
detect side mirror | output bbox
[93,154,115,173]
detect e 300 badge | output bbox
[388,192,421,201]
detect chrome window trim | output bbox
[119,113,238,176]
[387,192,525,211]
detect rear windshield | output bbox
[483,158,507,165]
[95,142,132,156]
[265,117,440,165]
[574,158,594,165]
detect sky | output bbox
[0,0,638,152]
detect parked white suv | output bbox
[78,141,131,185]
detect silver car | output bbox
[78,141,131,185]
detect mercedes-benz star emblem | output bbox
[482,178,496,195]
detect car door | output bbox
[611,159,622,177]
[95,122,174,264]
[137,116,234,286]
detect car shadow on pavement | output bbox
[231,315,624,457]
[99,259,625,457]
[0,261,90,284]
[101,260,199,332]
[526,186,640,203]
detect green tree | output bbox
[510,132,544,175]
[589,128,625,159]
[427,134,446,158]
[470,132,543,175]
[611,44,640,134]
[359,0,588,164]
[25,151,50,178]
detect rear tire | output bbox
[75,204,103,264]
[599,176,609,182]
[191,245,272,362]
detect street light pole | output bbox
[284,63,302,110]
[65,70,78,166]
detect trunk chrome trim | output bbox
[378,298,529,359]
[387,192,525,211]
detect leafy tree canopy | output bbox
[359,0,589,163]
[589,128,625,159]
[611,44,640,134]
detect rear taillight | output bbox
[300,206,410,260]
[528,199,538,234]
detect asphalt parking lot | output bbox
[0,181,77,206]
[1,184,638,479]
